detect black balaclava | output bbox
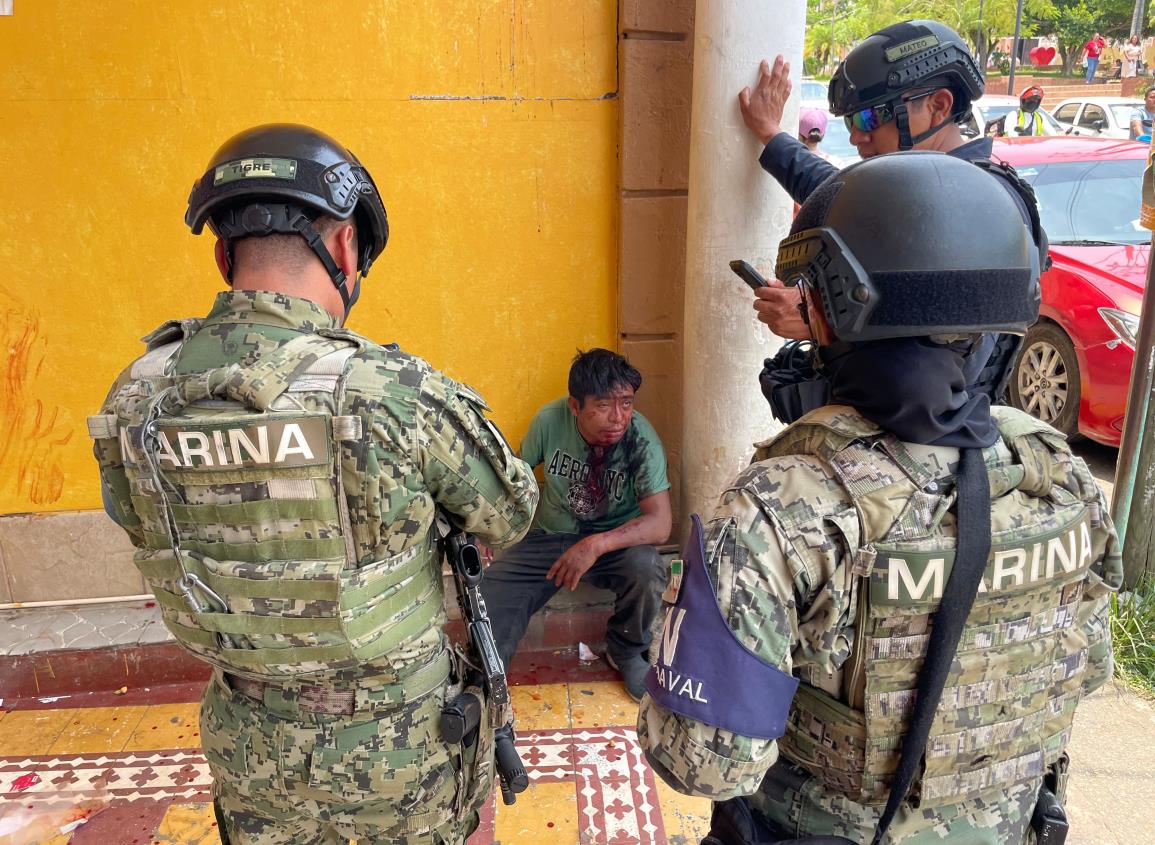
[818,337,998,448]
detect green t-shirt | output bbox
[521,398,670,534]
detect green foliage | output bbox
[1111,580,1155,698]
[803,0,1137,76]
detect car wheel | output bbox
[1009,322,1081,438]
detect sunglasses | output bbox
[844,91,935,133]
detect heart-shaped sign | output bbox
[1030,46,1056,66]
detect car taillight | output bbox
[1098,307,1139,350]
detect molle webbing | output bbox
[769,406,1097,808]
[100,329,444,679]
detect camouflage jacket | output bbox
[638,406,1121,843]
[95,290,539,679]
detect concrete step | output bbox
[0,581,628,704]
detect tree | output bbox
[803,0,1055,74]
[1032,0,1133,75]
[908,0,1056,69]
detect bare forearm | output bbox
[588,512,670,556]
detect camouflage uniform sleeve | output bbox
[1077,469,1124,696]
[92,365,146,548]
[638,483,805,800]
[417,376,539,550]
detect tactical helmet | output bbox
[185,124,389,310]
[828,20,984,149]
[775,152,1039,343]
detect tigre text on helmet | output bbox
[185,124,390,316]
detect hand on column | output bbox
[738,56,793,146]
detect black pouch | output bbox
[759,341,830,425]
[703,797,855,845]
[1030,755,1070,845]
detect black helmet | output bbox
[775,152,1039,343]
[828,20,984,150]
[186,124,389,310]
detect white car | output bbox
[1051,97,1144,139]
[799,77,827,102]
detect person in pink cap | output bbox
[798,106,829,156]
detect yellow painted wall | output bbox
[0,1,619,514]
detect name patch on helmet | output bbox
[885,35,939,62]
[131,417,330,470]
[213,157,298,185]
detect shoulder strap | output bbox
[167,333,352,412]
[972,156,1049,271]
[871,447,992,845]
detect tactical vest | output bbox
[759,405,1114,809]
[87,321,444,680]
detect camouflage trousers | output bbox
[750,760,1045,844]
[199,668,493,845]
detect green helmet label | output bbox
[885,34,939,62]
[213,157,298,186]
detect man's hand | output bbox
[753,279,809,340]
[738,56,792,146]
[547,538,601,592]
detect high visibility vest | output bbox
[1015,109,1045,136]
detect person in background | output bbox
[798,107,829,157]
[997,85,1047,136]
[1124,36,1143,79]
[1085,32,1106,83]
[1131,86,1155,140]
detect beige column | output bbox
[618,0,695,527]
[681,0,806,519]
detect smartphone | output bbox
[730,259,768,291]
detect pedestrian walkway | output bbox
[1,597,1153,843]
[0,669,711,845]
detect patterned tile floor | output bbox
[0,679,712,845]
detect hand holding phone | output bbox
[730,259,768,291]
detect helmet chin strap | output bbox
[288,214,359,319]
[893,101,957,151]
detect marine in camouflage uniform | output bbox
[90,125,538,845]
[637,153,1123,844]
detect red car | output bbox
[994,136,1147,446]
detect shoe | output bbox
[605,652,649,702]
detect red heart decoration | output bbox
[1029,46,1056,66]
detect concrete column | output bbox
[681,0,806,519]
[618,1,695,528]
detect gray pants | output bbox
[480,530,666,669]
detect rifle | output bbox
[438,519,529,805]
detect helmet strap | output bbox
[894,102,916,151]
[288,214,355,317]
[894,101,956,150]
[224,242,236,286]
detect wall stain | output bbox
[1,291,71,507]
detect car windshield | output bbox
[820,114,859,161]
[1111,103,1143,125]
[1016,158,1147,245]
[800,80,827,101]
[978,104,1016,123]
